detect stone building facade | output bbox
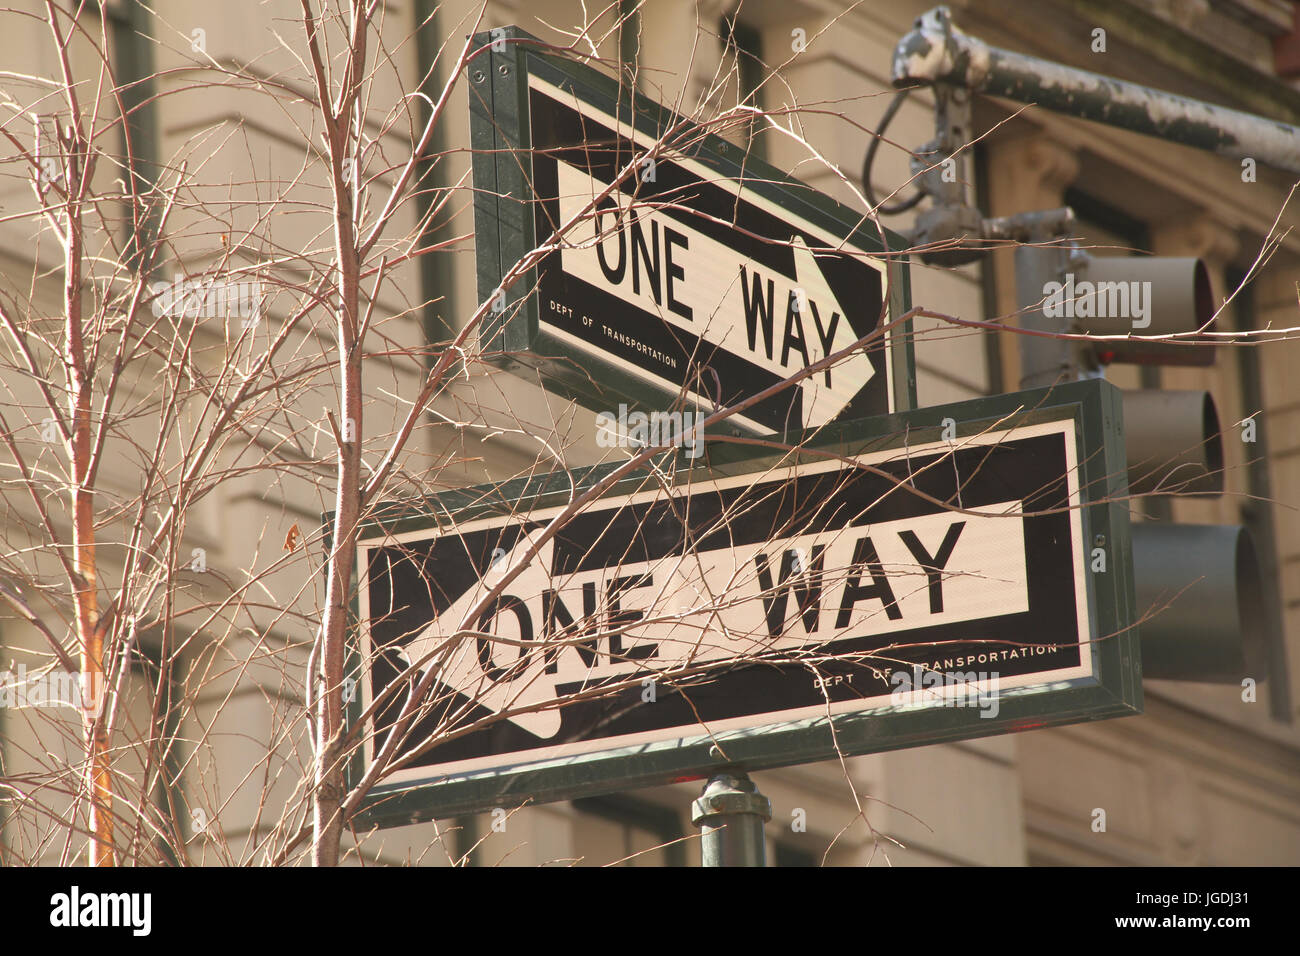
[1,0,1297,865]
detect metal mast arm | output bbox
[892,5,1300,174]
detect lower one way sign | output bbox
[350,380,1140,825]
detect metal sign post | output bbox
[692,773,772,867]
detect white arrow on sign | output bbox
[555,160,876,427]
[392,527,717,740]
[397,529,564,739]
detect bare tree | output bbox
[0,0,1290,869]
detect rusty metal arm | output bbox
[892,5,1300,175]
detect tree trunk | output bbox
[65,168,113,867]
[312,116,365,867]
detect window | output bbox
[101,0,160,274]
[721,16,766,160]
[619,0,640,80]
[572,795,687,866]
[1228,269,1291,720]
[127,638,188,864]
[414,0,456,347]
[772,839,818,867]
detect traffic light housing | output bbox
[1072,256,1216,367]
[1131,524,1265,682]
[1122,390,1223,496]
[1016,238,1264,685]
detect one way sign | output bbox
[351,381,1139,825]
[470,29,915,436]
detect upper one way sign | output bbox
[469,27,915,436]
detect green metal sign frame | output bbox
[467,26,917,439]
[345,378,1140,828]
